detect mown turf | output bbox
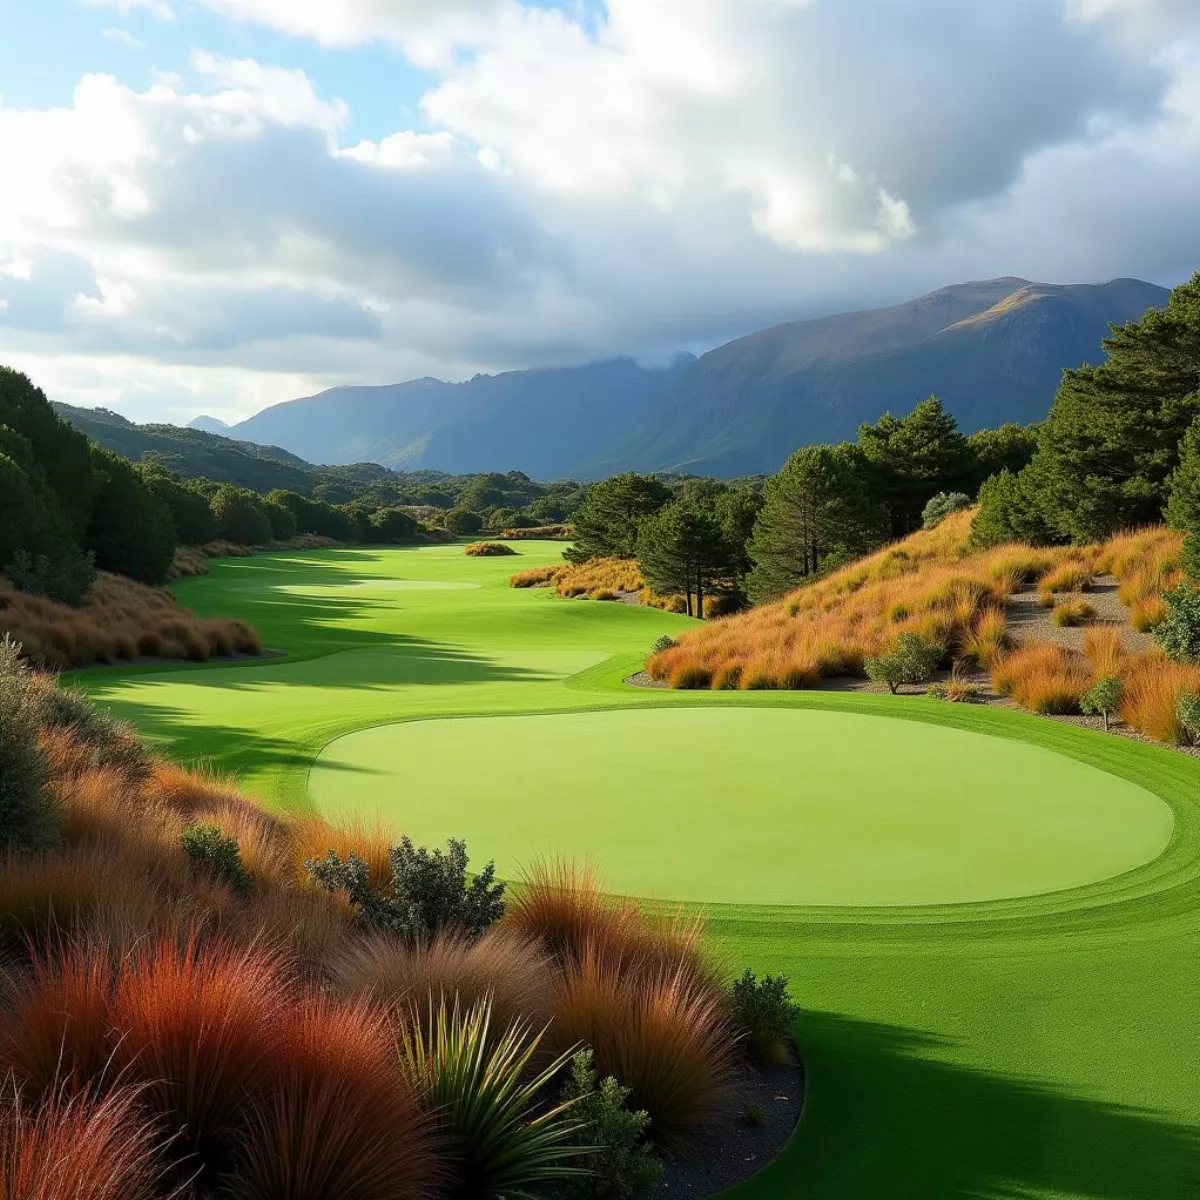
[78,544,1200,1199]
[312,707,1170,906]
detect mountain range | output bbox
[188,275,1166,479]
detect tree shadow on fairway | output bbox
[732,1010,1199,1200]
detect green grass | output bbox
[78,543,1200,1199]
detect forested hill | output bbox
[52,402,318,494]
[583,277,1170,477]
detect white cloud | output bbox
[102,27,144,49]
[83,0,175,20]
[2,1,1199,425]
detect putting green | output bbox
[75,544,1200,1199]
[311,707,1171,906]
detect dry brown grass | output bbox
[1051,599,1097,628]
[990,643,1091,714]
[1036,559,1094,596]
[0,571,262,669]
[329,927,556,1033]
[498,524,573,540]
[552,557,687,611]
[508,564,569,589]
[289,813,396,893]
[463,541,518,557]
[1119,652,1200,743]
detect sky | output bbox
[0,0,1198,426]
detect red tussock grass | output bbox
[108,934,292,1172]
[1099,526,1183,605]
[0,571,262,670]
[1131,595,1168,632]
[231,885,354,976]
[991,643,1090,714]
[1081,626,1127,680]
[959,606,1010,668]
[229,994,439,1200]
[0,942,118,1098]
[1036,559,1094,596]
[552,558,687,612]
[329,927,556,1034]
[0,1084,166,1200]
[1118,652,1200,744]
[463,541,517,557]
[508,564,568,589]
[546,948,735,1146]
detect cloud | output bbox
[83,0,175,20]
[102,27,144,49]
[2,1,1199,424]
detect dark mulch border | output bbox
[655,1055,804,1197]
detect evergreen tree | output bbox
[965,422,1040,490]
[1035,272,1200,541]
[85,447,176,584]
[367,507,420,543]
[138,466,218,545]
[210,484,273,545]
[746,443,889,603]
[969,466,1058,549]
[261,498,298,541]
[858,396,974,535]
[636,499,731,618]
[1166,414,1200,580]
[564,472,670,563]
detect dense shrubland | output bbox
[0,654,788,1195]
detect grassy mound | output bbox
[464,541,518,556]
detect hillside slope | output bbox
[53,402,318,493]
[226,356,695,477]
[583,277,1169,476]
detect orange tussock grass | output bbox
[330,927,556,1035]
[648,509,1079,690]
[508,564,568,588]
[463,541,517,557]
[959,606,1010,668]
[290,812,395,893]
[504,860,714,987]
[1051,599,1097,628]
[229,994,439,1200]
[1081,626,1127,680]
[108,933,293,1173]
[0,1084,166,1200]
[547,948,735,1146]
[1099,526,1183,605]
[231,885,354,975]
[0,942,119,1098]
[991,643,1090,714]
[0,571,262,670]
[1131,595,1168,632]
[1036,559,1094,596]
[1118,652,1200,744]
[553,557,686,611]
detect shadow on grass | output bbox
[731,1010,1198,1200]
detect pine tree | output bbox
[637,500,731,618]
[1166,414,1200,580]
[565,472,670,563]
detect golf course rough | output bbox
[78,543,1200,1199]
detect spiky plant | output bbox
[397,996,589,1198]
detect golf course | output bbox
[77,541,1200,1199]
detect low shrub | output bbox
[0,1085,166,1200]
[1051,599,1097,627]
[729,968,798,1066]
[921,492,971,529]
[650,634,675,655]
[398,996,586,1197]
[464,541,518,557]
[181,822,252,894]
[290,813,394,893]
[559,1048,663,1199]
[1081,675,1124,731]
[1176,691,1200,745]
[1154,582,1200,662]
[864,632,944,694]
[306,836,505,943]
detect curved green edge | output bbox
[74,545,1200,1198]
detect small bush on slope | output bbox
[864,632,944,694]
[181,822,252,894]
[306,836,505,943]
[560,1048,663,1199]
[31,678,150,782]
[1082,676,1124,731]
[922,492,971,529]
[1154,582,1200,662]
[0,636,58,851]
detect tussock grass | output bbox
[464,541,518,557]
[0,571,262,669]
[509,564,569,588]
[498,524,573,539]
[553,558,687,611]
[1051,599,1097,627]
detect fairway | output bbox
[312,707,1171,905]
[77,544,1200,1199]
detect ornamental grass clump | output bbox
[1051,599,1097,628]
[398,996,587,1197]
[464,541,518,557]
[306,836,505,943]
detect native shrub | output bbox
[560,1049,663,1199]
[1154,582,1200,662]
[921,492,971,529]
[306,837,505,943]
[863,632,944,694]
[0,635,59,851]
[1176,690,1200,744]
[729,969,799,1066]
[181,822,252,894]
[1082,676,1124,732]
[6,548,96,606]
